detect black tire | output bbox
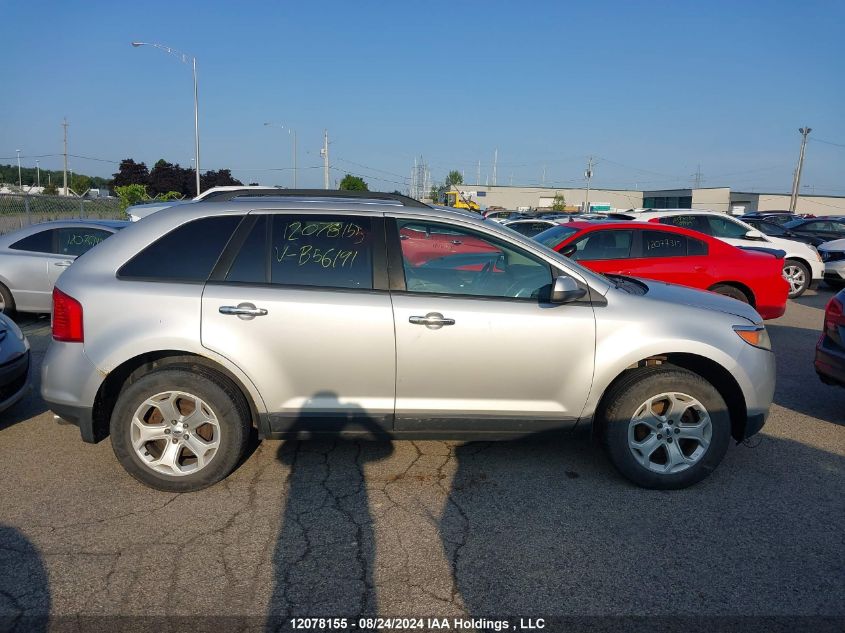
[783,259,811,299]
[600,364,731,490]
[710,284,750,304]
[0,282,15,316]
[110,368,251,492]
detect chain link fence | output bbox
[0,194,127,234]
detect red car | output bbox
[535,221,789,320]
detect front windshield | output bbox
[533,224,580,249]
[782,219,803,229]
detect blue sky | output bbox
[2,0,844,194]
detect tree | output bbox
[339,174,368,191]
[148,159,183,196]
[551,193,567,212]
[70,174,92,194]
[42,182,58,195]
[112,159,149,188]
[445,170,463,187]
[114,184,150,211]
[200,169,243,191]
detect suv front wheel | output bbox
[110,368,251,492]
[601,365,731,489]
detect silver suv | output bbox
[41,192,776,491]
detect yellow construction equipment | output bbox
[442,189,480,212]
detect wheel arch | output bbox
[707,281,756,306]
[91,351,262,442]
[592,353,748,443]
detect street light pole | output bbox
[131,41,201,196]
[16,149,21,188]
[36,160,40,188]
[789,127,811,213]
[263,122,297,187]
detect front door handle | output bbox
[54,261,73,268]
[219,303,268,319]
[409,312,455,328]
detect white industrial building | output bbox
[449,185,845,216]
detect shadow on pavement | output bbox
[0,525,50,632]
[439,430,845,620]
[266,392,394,630]
[767,323,844,426]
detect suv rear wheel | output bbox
[601,365,731,489]
[110,369,251,492]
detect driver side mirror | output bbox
[550,276,587,304]
[744,229,765,241]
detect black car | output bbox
[815,288,845,388]
[742,217,825,247]
[783,217,845,243]
[741,211,803,226]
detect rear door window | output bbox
[271,216,374,289]
[659,215,709,234]
[118,215,243,281]
[641,230,708,257]
[55,228,113,256]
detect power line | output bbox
[811,137,845,149]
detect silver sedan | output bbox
[0,220,128,314]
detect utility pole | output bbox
[584,156,594,212]
[320,129,330,189]
[692,164,703,189]
[292,130,297,188]
[16,149,22,188]
[492,148,498,186]
[36,160,40,187]
[542,165,546,186]
[789,127,812,212]
[476,160,481,186]
[62,118,69,196]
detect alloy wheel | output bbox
[131,390,221,476]
[627,392,712,474]
[783,265,806,296]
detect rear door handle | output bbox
[409,312,455,328]
[219,303,268,318]
[54,261,73,268]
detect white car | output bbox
[126,186,284,221]
[818,238,845,290]
[623,210,824,298]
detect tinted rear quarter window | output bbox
[119,215,242,281]
[10,229,54,253]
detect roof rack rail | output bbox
[230,189,431,209]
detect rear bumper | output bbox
[815,334,845,388]
[41,341,104,443]
[45,399,97,442]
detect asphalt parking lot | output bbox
[0,289,843,631]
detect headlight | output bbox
[733,324,771,351]
[811,245,822,262]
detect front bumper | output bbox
[0,350,31,414]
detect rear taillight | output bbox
[824,296,844,337]
[52,287,84,342]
